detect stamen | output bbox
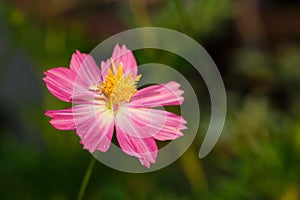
[88,85,98,91]
[95,59,141,109]
[110,58,118,73]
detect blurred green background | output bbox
[1,0,300,199]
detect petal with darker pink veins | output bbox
[43,67,76,102]
[101,44,138,79]
[43,51,101,102]
[126,106,187,141]
[131,81,184,107]
[115,124,158,168]
[70,50,101,86]
[45,108,75,130]
[115,106,186,140]
[74,104,114,153]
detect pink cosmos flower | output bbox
[43,44,187,168]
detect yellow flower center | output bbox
[92,59,141,109]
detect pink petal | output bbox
[45,105,103,131]
[45,108,75,130]
[127,107,187,141]
[43,67,76,102]
[100,58,111,81]
[74,104,114,153]
[101,44,138,79]
[130,81,184,107]
[70,50,102,86]
[71,92,107,105]
[43,51,101,102]
[115,106,153,139]
[116,106,186,140]
[45,103,114,152]
[115,124,158,168]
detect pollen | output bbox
[97,59,141,107]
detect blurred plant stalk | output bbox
[180,146,208,197]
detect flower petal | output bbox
[70,50,101,86]
[71,91,106,105]
[115,124,158,168]
[74,104,114,153]
[43,67,76,102]
[45,103,114,152]
[100,58,111,81]
[131,81,184,107]
[45,104,103,131]
[115,106,152,139]
[116,105,186,140]
[114,104,186,168]
[45,108,75,130]
[43,51,101,102]
[127,107,187,141]
[101,44,138,79]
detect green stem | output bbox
[180,146,208,197]
[77,157,96,200]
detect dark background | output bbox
[1,0,300,199]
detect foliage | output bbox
[1,0,300,199]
